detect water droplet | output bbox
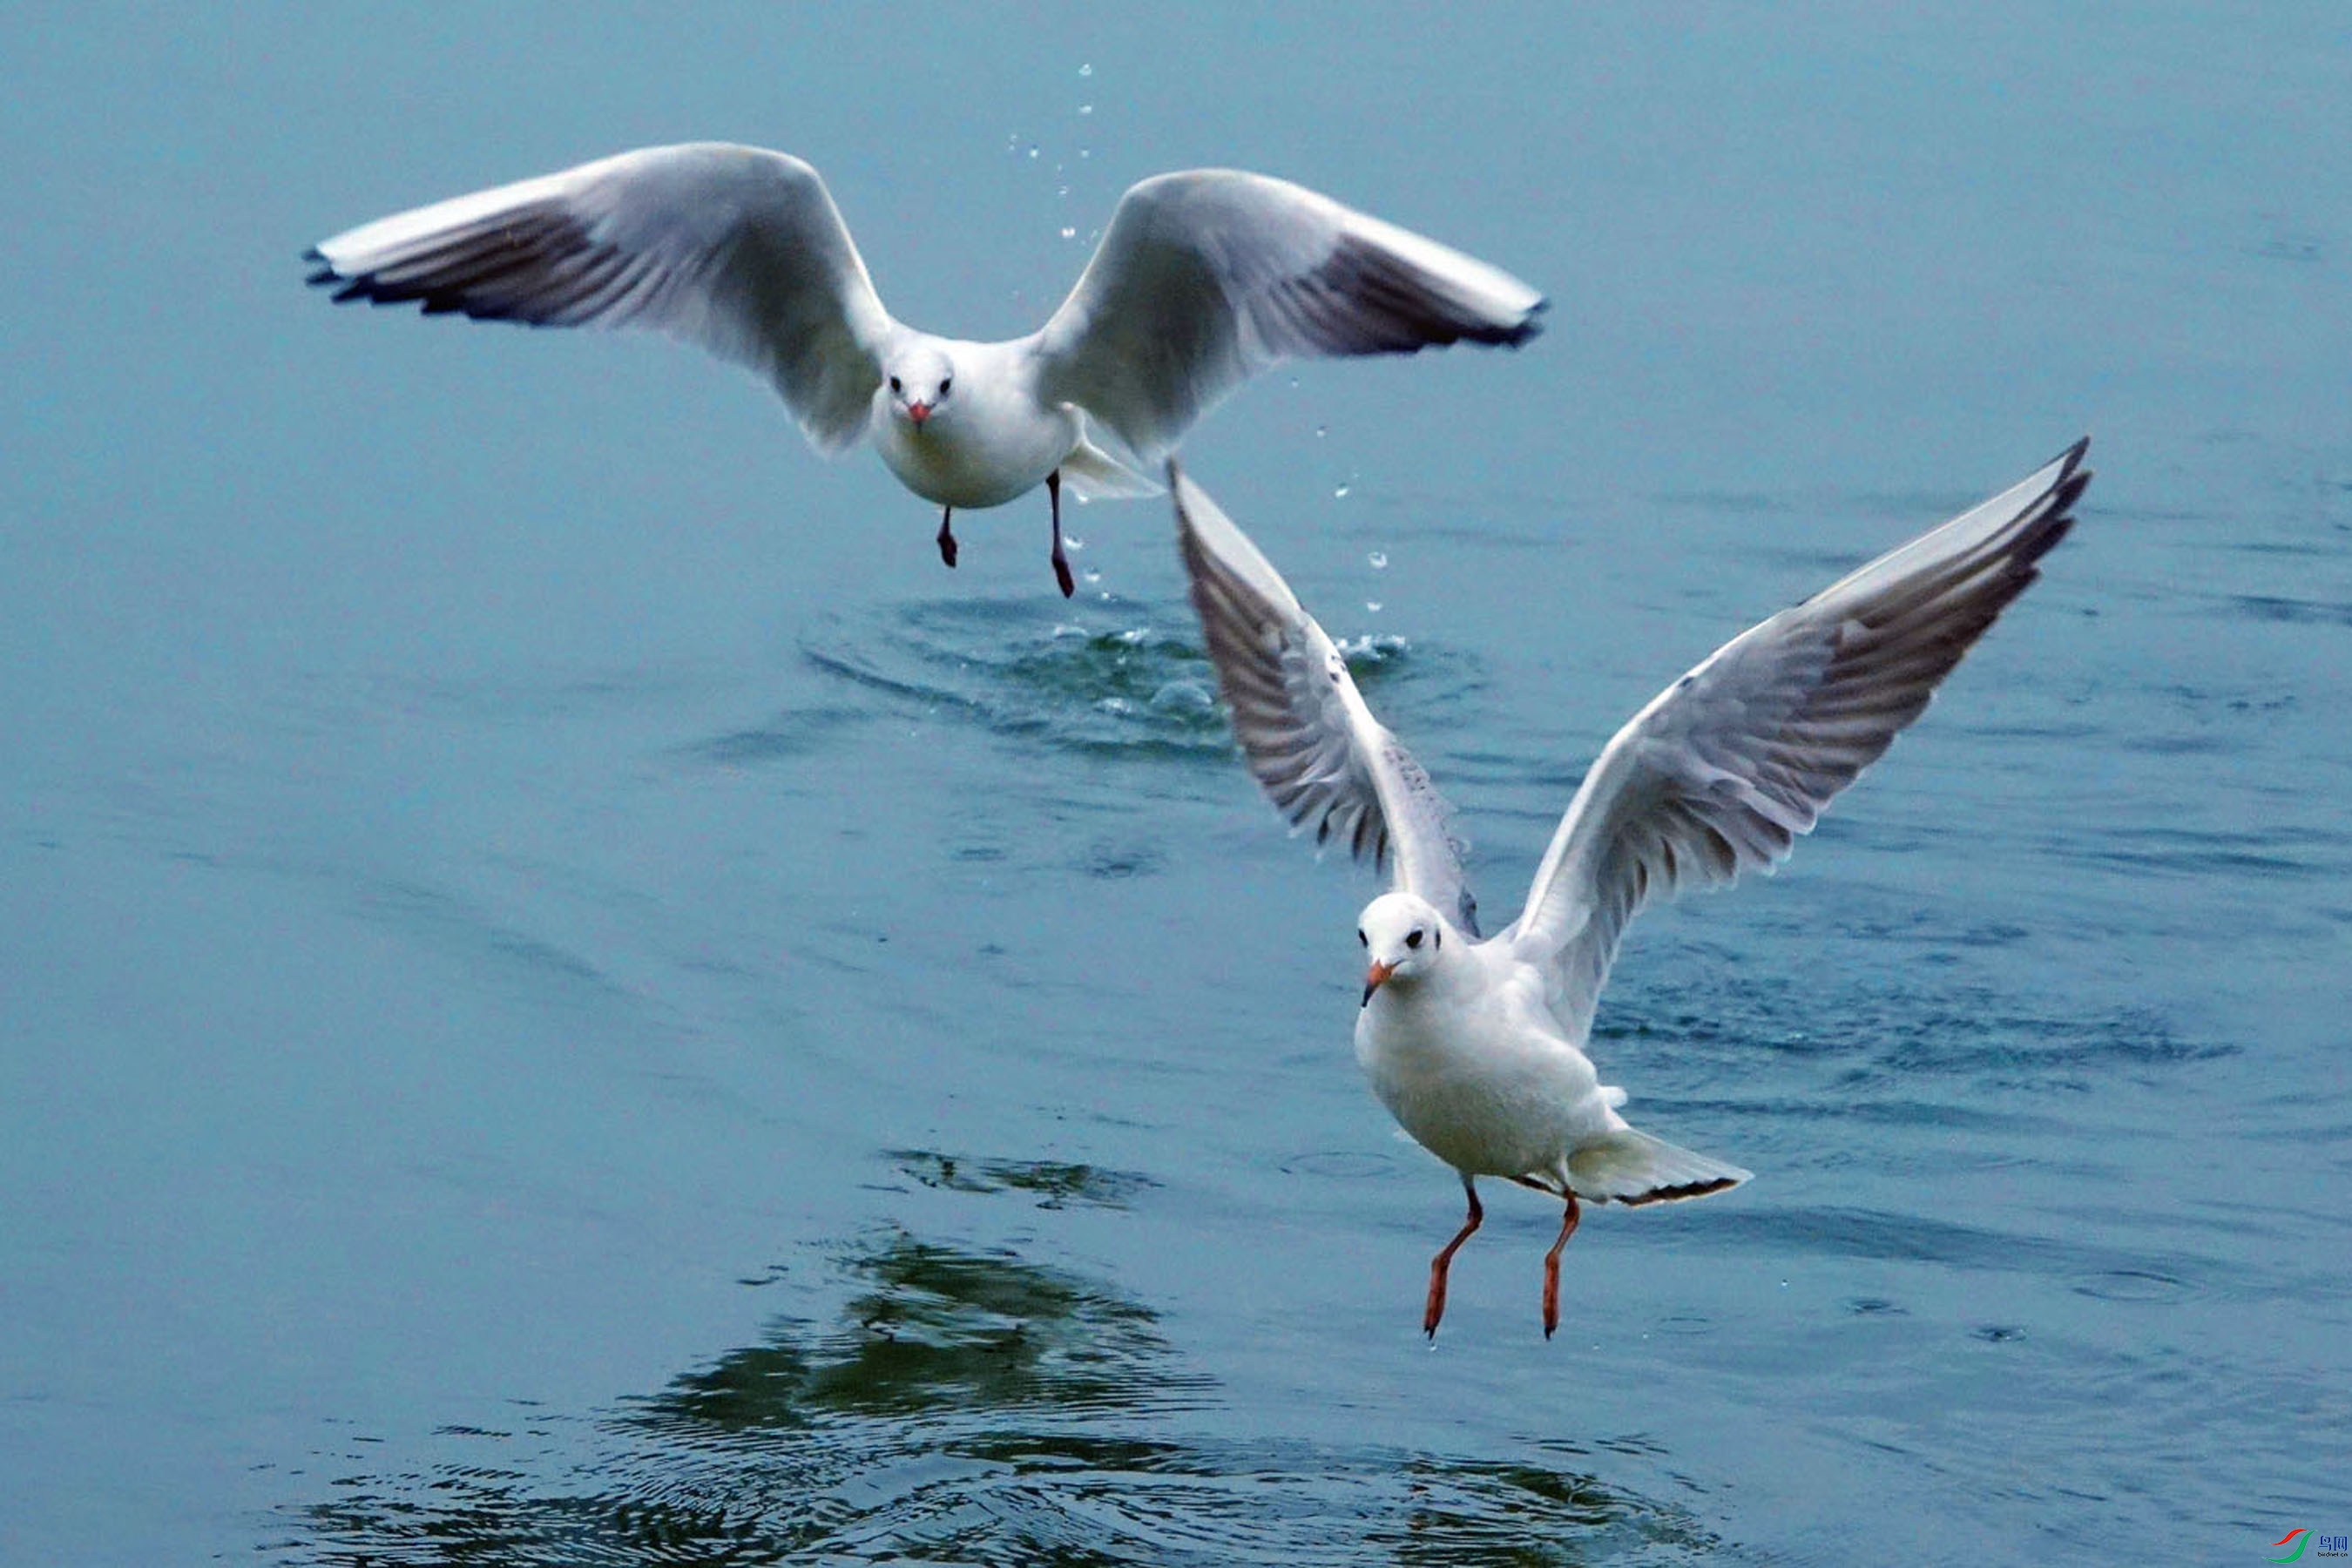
[1082,570,1103,585]
[1079,103,1094,116]
[1027,145,1040,159]
[1314,424,1328,439]
[1365,600,1383,614]
[1368,551,1389,570]
[1079,148,1092,159]
[1065,536,1085,551]
[1059,226,1077,240]
[1150,679,1215,716]
[1058,185,1071,199]
[1334,483,1351,499]
[1078,62,1093,77]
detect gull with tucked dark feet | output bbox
[306,144,1544,595]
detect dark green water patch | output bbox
[275,1229,1726,1566]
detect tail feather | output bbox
[1566,1127,1750,1206]
[1060,422,1161,501]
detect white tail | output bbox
[1566,1127,1751,1206]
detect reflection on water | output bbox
[279,1159,1720,1566]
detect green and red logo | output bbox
[2273,1529,2350,1561]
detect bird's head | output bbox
[1357,891,1449,1005]
[882,346,956,431]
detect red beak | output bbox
[1362,960,1396,1006]
[906,401,932,426]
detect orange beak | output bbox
[1362,960,1396,1006]
[906,401,932,426]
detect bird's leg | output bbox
[936,506,957,569]
[1541,1191,1583,1340]
[1047,470,1074,598]
[1423,1176,1483,1339]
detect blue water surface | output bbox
[2,5,2345,1564]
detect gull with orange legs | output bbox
[1173,442,2090,1336]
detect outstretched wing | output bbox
[1505,439,2092,1043]
[1034,170,1544,466]
[306,143,895,451]
[1172,464,1479,935]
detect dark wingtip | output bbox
[1502,294,1551,348]
[2051,434,2092,479]
[2044,437,2095,537]
[1615,1174,1745,1207]
[1469,296,1547,349]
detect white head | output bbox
[881,344,956,431]
[1357,890,1450,1006]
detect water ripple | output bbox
[1599,979,2233,1095]
[2225,592,2352,628]
[884,1149,1160,1210]
[685,703,876,767]
[794,594,1464,766]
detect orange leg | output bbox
[1423,1177,1483,1339]
[1541,1192,1583,1339]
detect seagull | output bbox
[1173,440,2089,1337]
[304,143,1545,597]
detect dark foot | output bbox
[936,507,957,569]
[1047,470,1074,598]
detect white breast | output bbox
[870,339,1081,510]
[1355,959,1623,1180]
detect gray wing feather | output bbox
[1035,171,1544,463]
[307,143,895,452]
[1172,465,1478,935]
[1505,439,2092,1043]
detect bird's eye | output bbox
[1356,929,1368,947]
[938,377,952,396]
[889,375,902,394]
[1405,929,1424,950]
